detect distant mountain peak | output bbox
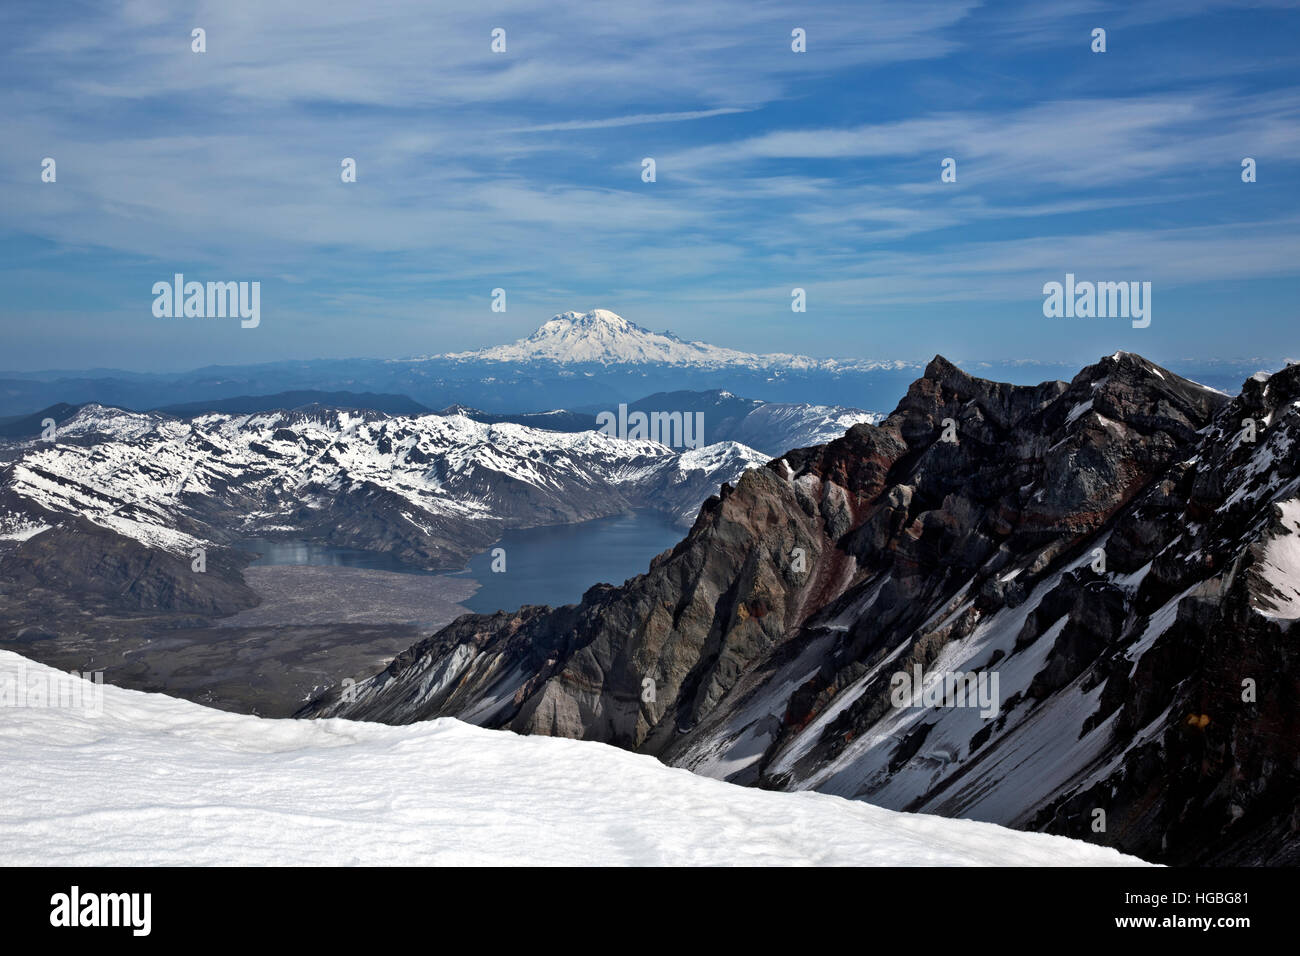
[444,308,759,367]
[540,308,637,334]
[441,309,902,371]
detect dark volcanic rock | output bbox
[306,353,1300,865]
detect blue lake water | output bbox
[237,509,684,615]
[458,510,683,613]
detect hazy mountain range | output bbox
[0,309,1270,417]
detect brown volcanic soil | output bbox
[0,566,477,717]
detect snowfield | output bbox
[0,652,1147,867]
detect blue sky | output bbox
[1,0,1298,372]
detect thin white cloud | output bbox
[510,108,753,133]
[1,0,1299,368]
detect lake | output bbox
[237,510,684,615]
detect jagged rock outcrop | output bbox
[307,352,1300,865]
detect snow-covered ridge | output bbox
[440,309,912,371]
[1,403,768,555]
[734,402,884,450]
[0,650,1147,866]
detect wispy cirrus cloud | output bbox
[510,108,755,133]
[0,0,1297,369]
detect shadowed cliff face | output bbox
[307,353,1300,865]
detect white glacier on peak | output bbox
[441,309,906,371]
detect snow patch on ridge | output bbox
[1255,498,1300,619]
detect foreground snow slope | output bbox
[0,652,1144,866]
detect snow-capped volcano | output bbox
[443,309,881,370]
[445,309,753,366]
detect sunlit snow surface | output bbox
[0,652,1146,866]
[439,309,912,371]
[5,404,768,552]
